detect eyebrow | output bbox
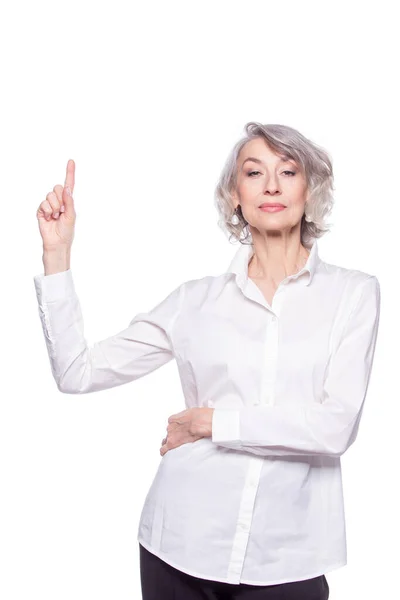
[241,156,295,168]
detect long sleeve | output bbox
[33,269,184,394]
[212,275,381,458]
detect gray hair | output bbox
[214,122,335,247]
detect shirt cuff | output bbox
[211,409,240,443]
[33,269,75,303]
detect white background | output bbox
[0,1,397,598]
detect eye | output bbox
[247,170,296,177]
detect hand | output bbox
[160,407,214,457]
[36,159,76,251]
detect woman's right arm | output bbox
[33,266,183,394]
[34,160,183,394]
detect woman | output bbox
[34,122,380,599]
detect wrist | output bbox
[42,246,71,275]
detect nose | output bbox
[263,175,281,195]
[264,184,281,195]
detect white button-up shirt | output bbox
[33,239,381,586]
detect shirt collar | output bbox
[225,239,320,287]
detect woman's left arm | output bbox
[208,275,381,458]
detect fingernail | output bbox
[60,205,65,212]
[54,212,59,218]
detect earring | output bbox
[231,207,240,225]
[304,203,313,222]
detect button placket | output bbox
[259,290,283,406]
[226,458,263,583]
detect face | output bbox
[232,137,309,236]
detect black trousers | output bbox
[139,543,329,600]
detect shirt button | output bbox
[271,316,277,322]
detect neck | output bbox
[248,233,310,284]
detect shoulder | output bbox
[318,258,379,298]
[179,274,228,301]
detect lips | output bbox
[259,203,286,208]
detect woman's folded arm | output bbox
[211,275,381,458]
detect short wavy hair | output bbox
[214,122,335,247]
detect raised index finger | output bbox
[64,159,75,194]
